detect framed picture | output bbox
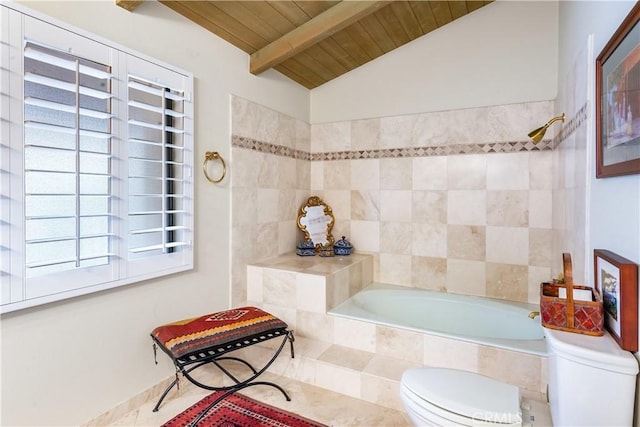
[594,249,638,351]
[596,2,640,178]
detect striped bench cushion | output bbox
[151,306,288,359]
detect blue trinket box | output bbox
[334,236,353,256]
[296,240,316,256]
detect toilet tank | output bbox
[545,328,639,426]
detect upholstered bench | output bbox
[150,306,295,418]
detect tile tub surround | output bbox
[232,98,559,307]
[247,253,374,335]
[245,254,547,412]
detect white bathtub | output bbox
[329,282,547,356]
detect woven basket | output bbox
[540,253,604,336]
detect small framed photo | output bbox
[594,249,638,351]
[595,2,640,178]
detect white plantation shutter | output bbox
[23,41,114,279]
[1,5,193,312]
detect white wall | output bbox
[0,1,308,425]
[557,1,640,271]
[310,0,558,124]
[555,1,640,423]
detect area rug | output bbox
[162,391,328,427]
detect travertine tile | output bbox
[351,159,380,190]
[333,317,376,352]
[486,190,529,227]
[351,118,381,150]
[412,256,447,291]
[380,158,412,190]
[486,226,529,265]
[485,263,529,302]
[448,154,486,189]
[423,334,479,372]
[380,222,412,255]
[311,121,351,153]
[412,190,447,224]
[412,222,447,258]
[380,190,412,222]
[447,225,486,261]
[375,325,423,363]
[446,259,486,296]
[412,156,447,190]
[487,152,530,190]
[318,345,374,372]
[529,190,552,229]
[447,190,486,225]
[478,346,543,392]
[351,190,380,221]
[379,253,412,285]
[296,273,327,313]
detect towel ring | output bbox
[203,151,226,184]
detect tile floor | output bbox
[104,367,412,427]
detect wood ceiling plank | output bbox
[303,43,350,75]
[278,57,326,88]
[330,29,372,65]
[374,5,411,47]
[250,1,392,75]
[238,1,298,35]
[159,1,257,53]
[389,1,424,40]
[266,1,312,26]
[316,38,361,70]
[408,1,438,34]
[292,50,340,82]
[448,1,469,19]
[293,1,340,18]
[358,13,396,54]
[428,1,454,27]
[212,2,282,42]
[115,0,142,12]
[273,63,316,89]
[344,22,384,59]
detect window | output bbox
[1,5,194,312]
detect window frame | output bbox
[1,3,194,313]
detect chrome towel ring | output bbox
[203,151,226,184]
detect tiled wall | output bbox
[232,97,558,305]
[311,101,556,304]
[230,96,311,305]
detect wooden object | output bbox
[540,253,604,336]
[115,0,143,12]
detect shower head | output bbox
[528,113,565,143]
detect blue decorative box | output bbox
[296,240,316,256]
[334,236,353,256]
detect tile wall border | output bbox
[231,135,553,161]
[231,103,587,160]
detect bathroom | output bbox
[1,1,639,426]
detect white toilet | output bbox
[400,328,639,426]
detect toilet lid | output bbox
[401,368,521,424]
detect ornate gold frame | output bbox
[296,196,335,250]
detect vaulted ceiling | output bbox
[117,1,493,89]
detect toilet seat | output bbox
[401,368,522,426]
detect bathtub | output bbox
[329,282,548,356]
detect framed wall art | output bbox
[596,2,640,178]
[594,249,638,351]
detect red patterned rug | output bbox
[162,391,328,427]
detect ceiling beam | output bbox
[115,0,143,12]
[250,0,392,75]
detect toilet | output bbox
[400,328,639,426]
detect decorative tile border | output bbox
[232,135,553,161]
[231,135,311,160]
[553,101,589,149]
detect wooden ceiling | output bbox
[117,1,493,89]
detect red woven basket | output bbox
[540,253,604,336]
